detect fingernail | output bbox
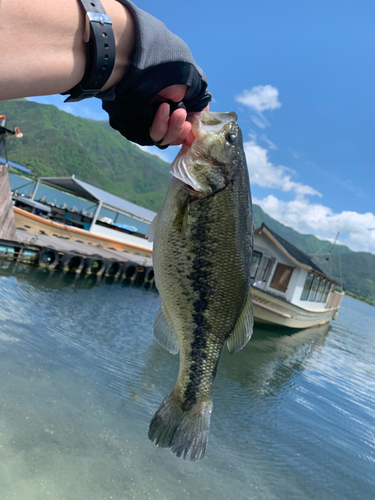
[161,103,170,122]
[176,114,186,128]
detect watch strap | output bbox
[62,0,116,102]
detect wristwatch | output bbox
[62,0,116,102]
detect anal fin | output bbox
[226,288,254,355]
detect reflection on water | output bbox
[220,323,330,391]
[0,264,374,500]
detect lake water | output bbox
[0,262,374,500]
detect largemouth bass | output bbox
[146,111,253,460]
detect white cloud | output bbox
[236,85,282,129]
[253,194,375,253]
[236,85,282,112]
[259,134,278,150]
[250,114,269,129]
[244,137,321,198]
[245,134,375,253]
[235,90,375,254]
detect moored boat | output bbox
[12,175,155,258]
[250,224,344,328]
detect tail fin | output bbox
[148,390,212,461]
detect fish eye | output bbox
[226,133,237,144]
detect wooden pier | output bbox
[0,229,155,288]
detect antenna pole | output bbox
[322,231,339,272]
[328,232,340,261]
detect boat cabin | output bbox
[251,224,341,310]
[20,175,157,239]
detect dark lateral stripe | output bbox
[182,204,215,410]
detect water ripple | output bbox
[0,271,375,500]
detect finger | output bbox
[169,103,211,146]
[169,121,191,146]
[159,108,187,146]
[181,129,195,148]
[149,102,170,143]
[149,92,209,147]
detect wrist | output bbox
[100,0,135,91]
[62,0,135,101]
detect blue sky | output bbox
[28,0,375,253]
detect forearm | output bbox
[0,0,134,100]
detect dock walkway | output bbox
[0,229,154,286]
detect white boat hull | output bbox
[13,206,153,258]
[252,286,343,329]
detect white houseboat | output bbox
[250,224,344,328]
[12,175,155,258]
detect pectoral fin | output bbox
[153,302,179,355]
[226,289,254,355]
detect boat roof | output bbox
[36,175,157,224]
[256,223,340,285]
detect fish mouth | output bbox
[171,114,201,192]
[180,181,200,194]
[171,111,238,194]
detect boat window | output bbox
[256,255,275,282]
[97,207,150,235]
[315,279,326,302]
[269,263,294,293]
[308,276,320,301]
[251,251,262,279]
[301,272,314,300]
[321,281,332,303]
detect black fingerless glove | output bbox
[98,0,212,147]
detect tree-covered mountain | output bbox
[2,99,374,305]
[2,99,170,211]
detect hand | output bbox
[150,85,211,147]
[149,85,191,147]
[100,0,211,147]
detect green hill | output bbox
[2,99,170,212]
[2,99,374,305]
